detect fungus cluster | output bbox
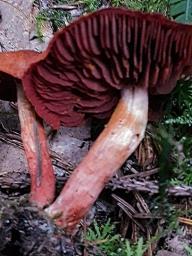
[1,8,192,233]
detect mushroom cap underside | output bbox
[22,8,192,129]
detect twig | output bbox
[133,213,161,219]
[134,192,151,214]
[178,217,192,226]
[124,168,159,179]
[147,230,153,256]
[50,4,78,10]
[109,177,192,196]
[112,194,146,232]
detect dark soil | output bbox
[0,196,81,256]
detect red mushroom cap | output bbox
[0,50,42,101]
[22,8,192,129]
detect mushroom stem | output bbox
[17,85,55,208]
[46,86,148,232]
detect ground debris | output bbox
[0,198,80,256]
[0,0,33,51]
[109,177,192,197]
[156,251,181,256]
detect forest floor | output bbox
[0,1,192,256]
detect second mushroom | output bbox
[0,51,55,208]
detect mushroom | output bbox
[0,50,55,208]
[20,8,192,231]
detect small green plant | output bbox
[171,154,192,186]
[86,219,147,256]
[111,0,169,16]
[86,219,121,255]
[185,245,192,256]
[141,0,169,15]
[165,80,192,127]
[83,0,101,12]
[35,3,72,41]
[111,0,143,9]
[163,80,192,185]
[154,126,192,186]
[124,238,147,256]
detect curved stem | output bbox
[46,86,148,232]
[17,85,55,208]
